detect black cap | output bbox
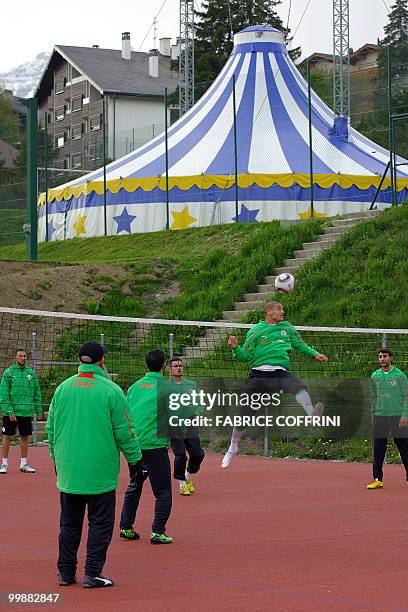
[78,342,105,364]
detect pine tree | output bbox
[194,0,300,90]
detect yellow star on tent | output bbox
[73,213,87,236]
[171,206,197,230]
[298,206,327,220]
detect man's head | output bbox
[378,349,393,369]
[15,349,27,367]
[78,342,105,366]
[169,357,184,379]
[146,349,166,373]
[264,301,284,324]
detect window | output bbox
[55,78,65,94]
[55,106,65,121]
[47,111,53,124]
[72,96,83,112]
[72,124,83,140]
[72,153,82,169]
[90,114,102,131]
[89,143,102,161]
[56,133,64,148]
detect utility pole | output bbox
[179,0,195,115]
[333,0,350,118]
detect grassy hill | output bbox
[282,204,408,329]
[0,220,321,321]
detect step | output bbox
[315,232,343,242]
[301,240,335,250]
[234,301,264,311]
[244,292,274,301]
[283,258,305,268]
[275,266,300,275]
[331,217,366,227]
[257,284,276,294]
[222,310,248,321]
[340,210,380,219]
[293,248,323,259]
[323,226,348,235]
[264,275,277,284]
[182,347,204,359]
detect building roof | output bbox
[301,44,380,68]
[35,45,177,100]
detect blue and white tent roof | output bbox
[42,24,408,206]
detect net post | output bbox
[31,332,38,446]
[169,333,174,360]
[381,334,387,349]
[263,405,269,457]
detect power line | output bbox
[286,0,293,33]
[137,0,169,52]
[289,0,313,47]
[381,0,390,13]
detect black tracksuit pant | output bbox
[372,415,408,481]
[120,447,172,535]
[170,437,205,480]
[58,490,115,578]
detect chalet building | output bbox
[35,33,178,172]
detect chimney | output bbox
[171,37,180,60]
[149,49,159,78]
[159,37,171,56]
[122,32,131,60]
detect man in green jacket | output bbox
[366,348,408,489]
[0,349,42,474]
[46,342,142,588]
[119,349,173,545]
[222,301,328,468]
[168,358,205,496]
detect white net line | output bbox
[1,307,408,335]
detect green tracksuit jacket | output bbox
[371,367,408,417]
[127,371,170,450]
[46,364,141,495]
[0,364,42,417]
[167,378,203,437]
[232,320,319,370]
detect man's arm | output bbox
[45,393,56,461]
[110,388,142,465]
[33,373,42,417]
[0,370,15,417]
[370,373,377,417]
[398,373,408,425]
[228,330,259,363]
[289,326,328,361]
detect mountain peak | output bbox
[0,52,49,98]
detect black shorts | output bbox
[2,416,33,437]
[246,369,306,396]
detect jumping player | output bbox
[222,301,328,468]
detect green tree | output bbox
[0,90,20,146]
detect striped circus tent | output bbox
[38,25,408,241]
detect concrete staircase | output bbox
[221,210,380,322]
[178,210,381,365]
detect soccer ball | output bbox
[274,273,295,294]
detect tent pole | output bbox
[232,74,239,220]
[307,61,314,218]
[165,87,170,229]
[102,96,107,235]
[44,112,49,241]
[388,46,396,207]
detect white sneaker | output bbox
[313,402,324,417]
[0,464,8,474]
[221,443,238,469]
[20,464,36,473]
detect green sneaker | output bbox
[150,532,173,545]
[120,528,140,541]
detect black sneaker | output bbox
[83,575,114,588]
[120,528,140,541]
[58,574,77,586]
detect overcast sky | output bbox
[1,0,390,73]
